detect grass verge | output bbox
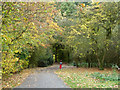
[55,67,119,88]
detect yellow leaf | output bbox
[14,50,19,53]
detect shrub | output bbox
[38,59,48,67]
[2,57,29,78]
[2,57,19,77]
[90,71,118,81]
[76,62,88,67]
[29,46,53,67]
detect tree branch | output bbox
[11,29,26,42]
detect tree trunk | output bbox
[55,47,57,62]
[96,50,105,70]
[75,56,79,68]
[68,51,70,63]
[98,61,104,70]
[86,57,90,68]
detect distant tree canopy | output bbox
[1,2,120,77]
[53,2,119,69]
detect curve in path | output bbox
[14,65,73,88]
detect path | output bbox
[14,64,74,88]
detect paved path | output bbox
[14,65,74,88]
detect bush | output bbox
[2,57,29,78]
[29,46,53,67]
[90,71,118,81]
[71,62,118,68]
[75,62,88,68]
[47,55,53,65]
[112,64,119,69]
[38,60,48,67]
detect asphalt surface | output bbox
[14,65,73,89]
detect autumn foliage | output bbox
[1,2,120,78]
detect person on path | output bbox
[60,60,62,69]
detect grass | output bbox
[55,67,119,88]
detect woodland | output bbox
[1,2,120,78]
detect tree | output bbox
[63,2,119,69]
[2,2,62,76]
